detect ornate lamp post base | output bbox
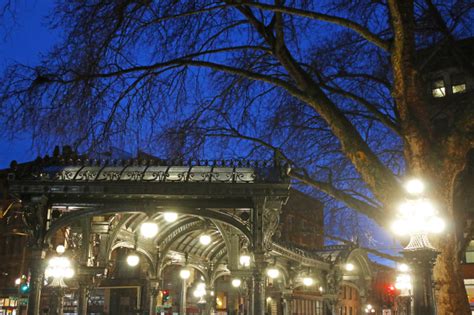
[402,235,439,315]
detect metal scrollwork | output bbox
[326,265,343,295]
[22,196,49,248]
[263,203,281,251]
[8,151,292,184]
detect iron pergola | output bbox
[5,150,373,315]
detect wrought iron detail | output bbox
[263,199,285,250]
[212,247,228,264]
[9,152,289,184]
[22,196,49,248]
[160,221,202,249]
[271,241,329,268]
[326,265,343,295]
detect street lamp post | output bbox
[231,278,242,315]
[179,268,191,315]
[364,304,375,313]
[193,283,207,315]
[402,247,437,315]
[395,264,412,315]
[391,179,444,315]
[44,248,74,315]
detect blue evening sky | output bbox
[0,1,57,168]
[0,2,400,264]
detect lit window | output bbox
[453,84,466,94]
[432,79,445,98]
[452,73,466,94]
[465,241,474,263]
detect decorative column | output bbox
[27,250,45,315]
[77,283,88,315]
[148,278,159,315]
[228,288,235,315]
[251,194,284,315]
[281,294,292,315]
[48,287,64,315]
[206,285,216,315]
[324,262,342,315]
[253,256,267,315]
[180,279,187,315]
[24,197,49,315]
[246,278,254,315]
[78,218,92,315]
[252,197,266,315]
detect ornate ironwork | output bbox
[8,153,289,184]
[271,241,330,268]
[22,196,49,248]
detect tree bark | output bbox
[431,163,470,315]
[388,0,472,313]
[434,233,470,315]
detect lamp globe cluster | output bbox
[395,263,412,293]
[45,256,74,279]
[391,178,445,236]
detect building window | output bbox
[465,241,474,263]
[349,287,352,299]
[451,73,467,94]
[316,300,322,315]
[432,78,446,98]
[465,279,474,309]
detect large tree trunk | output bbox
[435,234,470,315]
[431,160,470,315]
[388,0,472,312]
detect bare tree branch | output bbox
[231,1,391,50]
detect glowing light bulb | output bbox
[391,219,409,236]
[398,263,409,272]
[267,268,279,279]
[56,245,65,254]
[127,254,140,267]
[164,212,178,222]
[345,263,355,271]
[405,179,424,195]
[232,279,241,287]
[240,254,251,267]
[303,277,314,286]
[416,199,435,218]
[180,268,191,280]
[140,222,158,238]
[199,234,211,245]
[64,267,75,279]
[428,217,445,233]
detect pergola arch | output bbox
[269,261,290,288]
[9,155,363,315]
[159,259,209,283]
[105,216,236,274]
[211,269,232,284]
[105,213,137,256]
[211,221,234,261]
[157,224,226,268]
[109,241,157,276]
[345,248,372,282]
[45,206,253,246]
